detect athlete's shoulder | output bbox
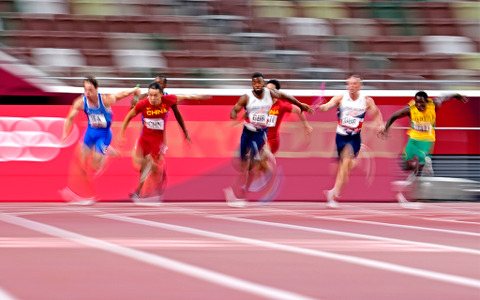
[135,98,150,110]
[279,99,293,110]
[163,94,177,104]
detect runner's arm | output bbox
[230,94,248,120]
[171,104,191,142]
[366,97,384,129]
[292,106,313,136]
[379,107,410,138]
[318,94,341,112]
[270,89,313,113]
[175,94,211,103]
[62,97,83,142]
[119,108,140,138]
[434,93,468,108]
[131,92,148,109]
[104,86,141,106]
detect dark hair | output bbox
[149,82,163,93]
[267,79,280,90]
[415,91,428,100]
[83,76,98,89]
[252,72,264,79]
[155,74,167,84]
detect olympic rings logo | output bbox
[0,117,79,162]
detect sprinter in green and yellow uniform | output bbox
[380,91,468,177]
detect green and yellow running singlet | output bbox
[407,99,436,142]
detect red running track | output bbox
[0,202,479,300]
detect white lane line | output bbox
[424,218,480,225]
[98,213,480,289]
[0,213,315,300]
[122,205,480,238]
[341,203,480,218]
[0,288,17,300]
[13,210,78,216]
[314,216,480,237]
[160,205,480,236]
[208,215,480,255]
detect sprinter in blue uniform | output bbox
[59,76,140,205]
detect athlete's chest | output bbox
[144,105,169,118]
[411,108,435,123]
[269,103,283,115]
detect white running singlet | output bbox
[336,91,367,136]
[244,89,273,131]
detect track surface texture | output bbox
[0,201,479,300]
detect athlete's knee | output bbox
[91,153,105,171]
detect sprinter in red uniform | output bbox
[119,82,210,205]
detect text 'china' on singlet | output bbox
[134,95,177,136]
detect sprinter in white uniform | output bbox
[318,75,384,208]
[224,72,313,207]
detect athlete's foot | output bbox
[324,189,339,209]
[406,172,416,184]
[129,191,140,201]
[131,193,162,207]
[59,187,97,206]
[224,187,247,208]
[396,192,421,209]
[421,157,434,177]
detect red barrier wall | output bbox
[0,96,478,202]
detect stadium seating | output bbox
[332,18,381,37]
[456,53,480,70]
[422,35,477,55]
[15,0,69,14]
[366,36,423,54]
[31,47,86,76]
[251,0,298,19]
[283,18,333,37]
[451,1,480,20]
[0,0,478,87]
[298,1,348,19]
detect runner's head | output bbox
[252,72,265,96]
[414,91,428,112]
[347,75,362,96]
[83,76,98,102]
[148,82,163,106]
[266,79,280,90]
[154,74,168,91]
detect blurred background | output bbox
[0,0,479,202]
[0,0,479,90]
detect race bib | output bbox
[413,122,431,132]
[88,114,107,128]
[144,118,165,130]
[341,116,360,128]
[250,113,268,126]
[267,115,278,127]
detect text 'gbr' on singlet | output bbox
[336,91,367,136]
[244,89,273,131]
